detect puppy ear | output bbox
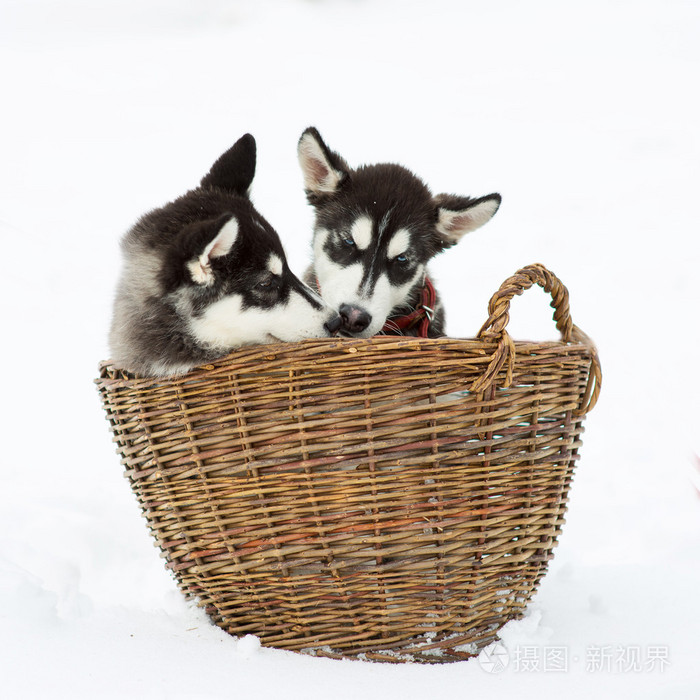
[187,215,239,286]
[434,193,501,246]
[200,134,256,195]
[297,127,349,198]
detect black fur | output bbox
[299,127,501,338]
[110,134,335,376]
[200,132,256,194]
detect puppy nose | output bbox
[324,313,342,335]
[339,304,372,334]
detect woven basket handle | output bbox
[471,263,601,415]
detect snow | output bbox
[1,0,699,697]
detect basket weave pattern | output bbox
[97,264,601,662]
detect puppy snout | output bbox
[324,313,342,336]
[339,304,372,334]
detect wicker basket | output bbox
[96,263,601,663]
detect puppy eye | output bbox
[342,236,356,247]
[257,276,277,290]
[395,254,409,264]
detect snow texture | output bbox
[1,0,699,697]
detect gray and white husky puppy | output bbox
[110,134,341,377]
[297,127,501,338]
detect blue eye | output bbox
[395,254,408,264]
[342,237,356,247]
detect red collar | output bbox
[381,277,436,337]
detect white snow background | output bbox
[1,0,699,697]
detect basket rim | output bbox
[96,334,600,415]
[97,334,594,378]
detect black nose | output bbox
[339,304,372,334]
[324,313,342,335]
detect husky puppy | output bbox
[110,134,341,377]
[297,127,501,338]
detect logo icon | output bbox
[478,643,510,673]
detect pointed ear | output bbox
[200,134,256,195]
[297,127,349,198]
[187,215,239,285]
[434,193,501,246]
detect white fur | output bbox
[314,228,424,337]
[350,216,373,250]
[378,208,393,237]
[187,217,239,286]
[298,133,344,194]
[187,289,331,348]
[387,228,411,259]
[267,253,283,276]
[314,229,365,307]
[356,268,424,337]
[149,359,199,377]
[436,200,499,243]
[187,257,211,286]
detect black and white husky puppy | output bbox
[110,133,341,377]
[297,127,501,338]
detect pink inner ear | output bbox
[206,218,238,259]
[445,212,473,233]
[208,236,230,259]
[307,157,330,185]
